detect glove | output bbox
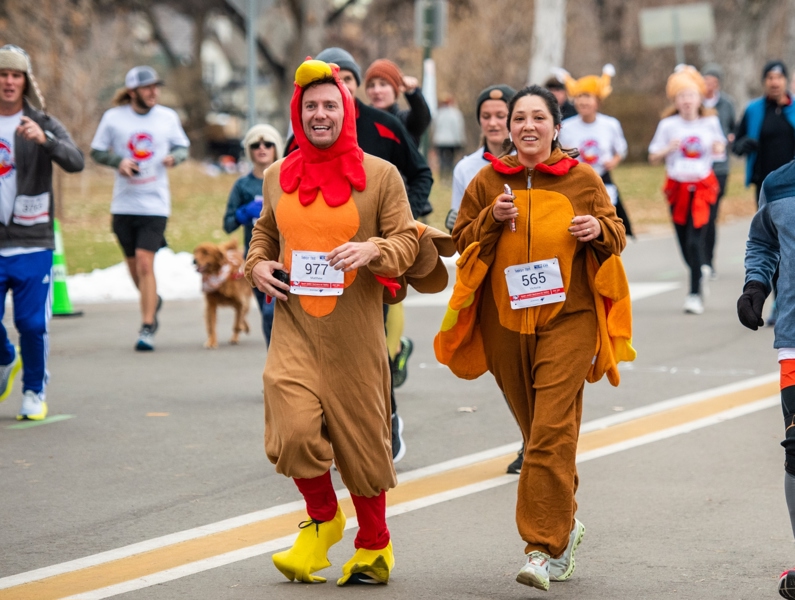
[737,280,768,330]
[732,137,759,156]
[235,197,263,225]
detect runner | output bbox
[223,123,284,345]
[364,58,431,146]
[737,158,795,599]
[436,85,633,590]
[90,66,190,351]
[557,64,635,238]
[0,45,84,421]
[245,58,449,586]
[648,65,725,316]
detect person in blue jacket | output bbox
[738,158,795,599]
[223,124,284,346]
[733,60,795,204]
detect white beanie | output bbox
[242,124,285,164]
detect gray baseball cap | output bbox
[125,66,163,90]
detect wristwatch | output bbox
[43,130,57,147]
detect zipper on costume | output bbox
[526,169,532,332]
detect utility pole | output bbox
[246,0,258,130]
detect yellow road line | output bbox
[0,377,779,600]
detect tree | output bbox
[528,0,567,85]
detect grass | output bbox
[57,160,758,275]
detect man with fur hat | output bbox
[223,123,284,345]
[364,58,431,145]
[245,57,449,586]
[0,44,84,421]
[90,66,190,351]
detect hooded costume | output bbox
[245,58,450,586]
[436,148,632,561]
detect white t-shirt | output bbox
[0,110,21,226]
[90,105,190,217]
[648,114,726,182]
[558,114,627,176]
[451,147,489,211]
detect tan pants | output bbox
[481,288,595,557]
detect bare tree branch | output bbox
[220,0,286,81]
[326,0,358,25]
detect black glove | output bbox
[737,280,769,330]
[733,137,759,156]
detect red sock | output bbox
[293,472,338,522]
[351,491,390,550]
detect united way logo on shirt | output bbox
[580,139,600,165]
[127,132,154,162]
[0,138,14,178]
[680,136,703,159]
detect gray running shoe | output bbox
[516,551,550,590]
[0,348,21,402]
[549,518,585,582]
[135,324,155,351]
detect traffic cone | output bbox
[52,218,83,318]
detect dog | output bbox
[193,239,252,349]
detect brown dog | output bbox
[193,239,252,348]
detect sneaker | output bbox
[683,294,704,315]
[549,518,585,582]
[780,568,795,599]
[507,444,524,474]
[516,551,550,591]
[17,390,47,421]
[391,413,406,463]
[0,347,22,403]
[390,337,413,388]
[135,324,155,351]
[152,295,163,333]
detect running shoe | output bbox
[0,347,21,403]
[17,390,47,421]
[390,337,413,388]
[135,324,155,352]
[683,294,704,315]
[507,444,524,474]
[549,518,585,582]
[391,413,406,464]
[516,551,550,591]
[152,295,163,333]
[780,568,795,599]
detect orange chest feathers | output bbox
[276,191,360,317]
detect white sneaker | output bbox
[516,550,550,591]
[17,390,47,421]
[550,519,585,582]
[0,348,21,402]
[683,294,704,315]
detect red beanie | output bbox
[364,59,404,94]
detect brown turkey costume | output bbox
[245,59,450,586]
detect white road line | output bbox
[0,372,779,594]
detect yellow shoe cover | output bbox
[272,504,346,583]
[336,540,395,586]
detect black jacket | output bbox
[0,100,84,249]
[386,89,432,146]
[287,99,433,218]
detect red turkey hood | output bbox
[484,151,579,176]
[280,61,366,207]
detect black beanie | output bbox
[315,47,361,85]
[762,60,788,80]
[475,85,517,122]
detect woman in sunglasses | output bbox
[223,124,285,346]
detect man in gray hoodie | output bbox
[738,158,795,599]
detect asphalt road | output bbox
[0,217,790,599]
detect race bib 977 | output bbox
[504,257,565,310]
[290,250,344,296]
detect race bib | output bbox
[290,251,344,296]
[12,192,49,226]
[134,159,158,182]
[672,158,705,178]
[504,258,566,310]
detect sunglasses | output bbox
[249,140,275,150]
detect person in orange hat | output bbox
[364,58,431,146]
[648,65,726,316]
[557,65,634,238]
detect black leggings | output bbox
[703,172,727,269]
[673,209,707,295]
